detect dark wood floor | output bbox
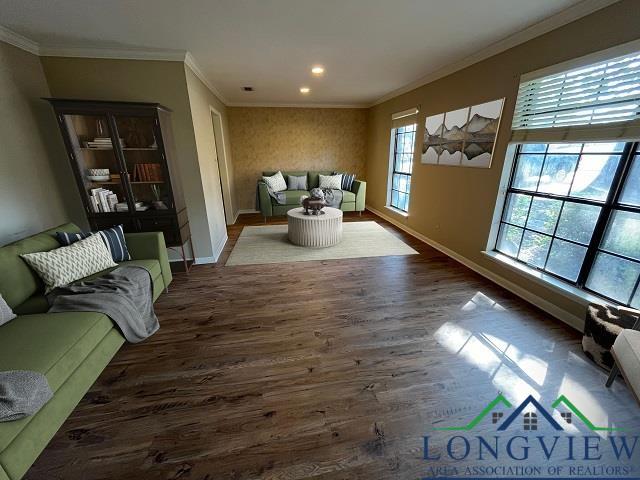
[26,212,640,479]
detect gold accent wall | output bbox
[228,107,367,210]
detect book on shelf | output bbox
[133,163,163,182]
[89,188,119,213]
[85,137,125,149]
[114,201,147,212]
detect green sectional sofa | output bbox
[258,170,366,219]
[0,223,171,480]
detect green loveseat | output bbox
[258,170,366,219]
[0,223,172,480]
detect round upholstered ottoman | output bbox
[287,207,343,247]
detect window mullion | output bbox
[576,142,636,287]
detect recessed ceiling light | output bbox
[300,87,311,94]
[311,65,325,76]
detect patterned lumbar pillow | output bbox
[262,171,287,192]
[333,171,356,191]
[287,174,308,190]
[21,234,117,293]
[319,174,343,190]
[56,224,131,262]
[0,294,16,326]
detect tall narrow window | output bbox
[388,123,416,212]
[493,46,640,307]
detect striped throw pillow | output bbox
[56,225,131,262]
[333,172,356,191]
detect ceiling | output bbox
[0,0,616,106]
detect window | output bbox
[496,141,640,307]
[492,412,504,424]
[523,412,538,431]
[493,46,640,307]
[388,123,416,212]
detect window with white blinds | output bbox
[511,50,640,143]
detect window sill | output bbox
[385,205,409,217]
[481,250,613,308]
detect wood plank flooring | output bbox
[25,212,640,479]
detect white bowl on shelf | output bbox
[87,175,111,182]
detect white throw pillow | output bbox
[262,171,287,192]
[319,174,343,190]
[0,294,16,326]
[21,234,117,293]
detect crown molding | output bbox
[225,102,367,108]
[184,52,229,104]
[39,45,187,62]
[370,0,620,107]
[0,24,39,55]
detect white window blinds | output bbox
[511,49,640,143]
[391,107,419,128]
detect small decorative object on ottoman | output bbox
[582,303,640,370]
[287,207,343,247]
[301,189,327,216]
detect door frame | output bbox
[209,106,234,225]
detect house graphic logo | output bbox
[433,393,621,432]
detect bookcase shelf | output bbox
[45,98,189,248]
[90,181,166,185]
[80,147,158,151]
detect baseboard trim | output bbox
[366,205,584,331]
[238,209,259,214]
[194,256,216,265]
[211,231,229,262]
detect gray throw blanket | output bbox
[257,181,286,205]
[0,371,52,422]
[309,187,343,208]
[47,266,159,343]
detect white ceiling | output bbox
[0,0,616,106]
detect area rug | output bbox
[225,221,418,266]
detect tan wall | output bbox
[0,42,84,246]
[229,107,367,210]
[366,0,640,322]
[40,56,229,260]
[184,66,230,258]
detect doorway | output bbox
[210,107,234,225]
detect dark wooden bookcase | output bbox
[45,99,190,251]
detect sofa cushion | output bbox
[308,171,333,189]
[0,312,116,452]
[20,235,117,294]
[613,329,640,397]
[56,224,131,262]
[0,223,79,309]
[262,171,287,192]
[12,295,50,315]
[271,190,309,206]
[0,294,16,326]
[287,174,308,190]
